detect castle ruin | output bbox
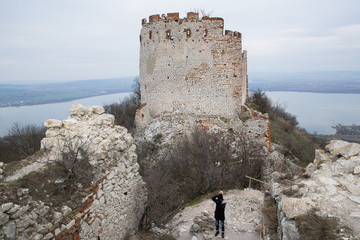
[137,12,248,126]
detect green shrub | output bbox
[248,89,319,166]
[271,117,316,166]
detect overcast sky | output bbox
[0,0,359,84]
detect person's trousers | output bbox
[215,219,225,232]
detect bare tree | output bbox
[190,8,213,17]
[103,77,141,132]
[132,77,141,107]
[141,127,266,224]
[42,138,94,187]
[0,123,46,163]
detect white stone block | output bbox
[44,119,62,128]
[91,105,105,114]
[66,219,75,229]
[282,198,315,219]
[3,221,16,238]
[0,211,9,225]
[1,203,13,213]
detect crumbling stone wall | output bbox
[0,104,147,239]
[138,12,248,126]
[270,140,360,239]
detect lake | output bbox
[266,91,360,134]
[1,91,359,136]
[0,92,131,136]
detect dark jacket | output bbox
[212,194,226,220]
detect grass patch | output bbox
[263,193,278,238]
[271,117,316,166]
[1,144,94,210]
[4,162,92,210]
[245,103,263,113]
[219,116,231,123]
[187,193,213,207]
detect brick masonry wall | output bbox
[139,12,248,120]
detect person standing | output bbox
[212,191,226,238]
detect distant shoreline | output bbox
[260,89,360,94]
[0,77,134,108]
[3,89,360,109]
[0,91,129,108]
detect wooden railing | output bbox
[245,175,269,188]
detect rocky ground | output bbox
[272,140,360,239]
[155,189,264,240]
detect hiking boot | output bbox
[221,232,224,238]
[215,231,219,237]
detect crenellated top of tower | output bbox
[141,12,223,25]
[141,12,242,41]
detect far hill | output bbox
[0,77,134,107]
[248,71,360,93]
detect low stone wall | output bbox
[46,164,146,239]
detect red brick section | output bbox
[167,13,179,21]
[138,103,147,111]
[135,103,148,124]
[149,14,160,22]
[187,12,199,20]
[46,173,109,240]
[201,16,224,22]
[225,30,233,36]
[199,119,215,130]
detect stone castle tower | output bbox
[137,12,248,125]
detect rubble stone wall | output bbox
[138,12,248,123]
[0,104,147,239]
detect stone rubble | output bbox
[0,162,4,180]
[156,189,263,240]
[134,105,271,170]
[271,140,360,239]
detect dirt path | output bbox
[4,157,46,182]
[164,189,264,240]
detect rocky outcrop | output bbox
[134,105,271,168]
[1,104,147,239]
[41,104,133,169]
[271,140,360,239]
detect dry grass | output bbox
[295,210,340,240]
[262,193,278,238]
[4,161,92,210]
